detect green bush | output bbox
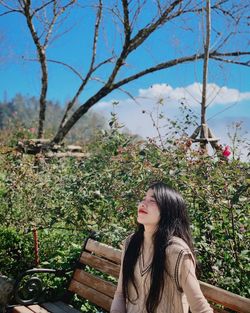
[0,117,249,301]
[0,226,34,277]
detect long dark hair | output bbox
[122,182,194,313]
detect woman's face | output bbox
[137,189,160,227]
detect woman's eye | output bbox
[139,198,156,204]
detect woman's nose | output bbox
[138,200,146,209]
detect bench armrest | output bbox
[13,268,70,305]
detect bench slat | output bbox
[200,281,250,313]
[12,238,250,313]
[13,307,34,313]
[80,252,120,278]
[51,302,81,313]
[41,303,65,313]
[68,279,112,312]
[28,305,50,313]
[85,239,122,264]
[72,269,116,298]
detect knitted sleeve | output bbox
[110,236,132,313]
[178,253,214,313]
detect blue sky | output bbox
[0,1,249,154]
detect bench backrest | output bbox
[68,238,121,311]
[68,238,250,313]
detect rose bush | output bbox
[0,118,249,301]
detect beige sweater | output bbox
[111,236,213,313]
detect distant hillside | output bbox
[0,94,107,144]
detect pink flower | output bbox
[29,128,36,134]
[222,145,231,158]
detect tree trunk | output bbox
[200,0,211,149]
[37,50,48,139]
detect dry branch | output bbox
[0,0,249,146]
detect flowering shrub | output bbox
[0,122,249,300]
[222,145,231,158]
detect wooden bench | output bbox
[9,236,250,313]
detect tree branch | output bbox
[47,59,84,80]
[90,76,141,105]
[113,53,204,90]
[52,43,250,144]
[0,0,22,15]
[130,0,147,29]
[0,9,22,16]
[106,0,186,89]
[44,1,58,48]
[31,0,54,18]
[122,0,131,45]
[89,0,102,71]
[51,52,205,144]
[210,51,250,57]
[58,0,103,129]
[24,57,85,80]
[212,31,234,52]
[209,56,250,67]
[43,1,76,48]
[201,0,211,119]
[92,56,114,72]
[22,0,48,138]
[0,0,21,11]
[128,0,183,53]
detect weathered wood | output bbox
[80,252,120,278]
[66,145,82,152]
[41,303,65,313]
[25,139,50,144]
[47,302,80,313]
[208,127,218,140]
[192,137,219,142]
[16,139,89,158]
[201,123,209,139]
[13,307,34,313]
[14,302,87,313]
[190,126,201,139]
[189,123,220,153]
[68,279,112,312]
[200,281,250,313]
[12,238,250,313]
[41,302,79,313]
[28,305,49,313]
[45,152,87,158]
[85,238,122,264]
[72,269,116,298]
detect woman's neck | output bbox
[143,226,156,245]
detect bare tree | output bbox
[190,0,217,151]
[189,0,250,153]
[0,0,249,146]
[0,0,77,138]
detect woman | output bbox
[111,182,213,313]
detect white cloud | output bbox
[93,83,250,160]
[95,83,250,136]
[137,83,250,107]
[96,83,250,111]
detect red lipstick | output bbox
[139,209,148,214]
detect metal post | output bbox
[33,228,40,267]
